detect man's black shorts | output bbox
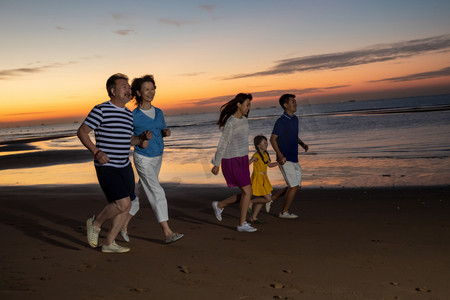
[95,164,135,202]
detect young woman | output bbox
[211,93,257,232]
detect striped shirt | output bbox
[83,101,133,168]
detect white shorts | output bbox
[279,161,302,187]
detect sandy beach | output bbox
[1,183,449,299]
[2,0,450,297]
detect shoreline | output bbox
[0,149,91,170]
[1,184,449,299]
[1,132,449,187]
[0,133,76,146]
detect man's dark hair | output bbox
[106,73,129,97]
[279,93,296,109]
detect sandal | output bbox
[165,233,184,244]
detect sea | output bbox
[1,94,450,188]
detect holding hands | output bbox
[277,155,287,165]
[301,143,309,152]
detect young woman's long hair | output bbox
[217,93,252,128]
[254,135,269,164]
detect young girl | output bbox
[211,93,257,233]
[249,135,287,223]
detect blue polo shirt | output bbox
[272,112,299,162]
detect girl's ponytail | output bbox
[253,135,268,164]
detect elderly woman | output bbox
[121,74,184,244]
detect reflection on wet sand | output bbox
[1,150,449,188]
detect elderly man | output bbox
[77,73,150,253]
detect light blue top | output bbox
[133,106,167,157]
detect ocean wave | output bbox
[299,104,450,118]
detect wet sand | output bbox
[0,184,449,299]
[0,135,91,170]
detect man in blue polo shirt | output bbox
[270,94,309,218]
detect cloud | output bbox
[369,66,450,83]
[114,29,135,36]
[189,85,348,105]
[110,13,135,33]
[112,13,128,21]
[199,5,215,13]
[227,34,450,79]
[158,18,182,27]
[55,26,68,31]
[3,111,51,116]
[111,13,135,25]
[157,6,215,28]
[80,54,103,60]
[158,18,195,27]
[0,68,42,79]
[0,62,76,80]
[178,72,205,77]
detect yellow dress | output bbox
[251,152,273,196]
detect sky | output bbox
[1,0,450,128]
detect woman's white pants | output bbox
[131,152,168,223]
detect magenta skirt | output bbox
[221,155,251,187]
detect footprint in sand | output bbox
[415,287,431,292]
[129,287,148,293]
[77,263,96,272]
[178,265,191,274]
[39,276,51,281]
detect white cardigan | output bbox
[211,115,249,166]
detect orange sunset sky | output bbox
[1,0,450,128]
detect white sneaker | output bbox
[120,229,130,242]
[101,241,130,253]
[86,215,101,248]
[265,201,273,213]
[237,222,257,232]
[278,211,299,219]
[212,201,223,221]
